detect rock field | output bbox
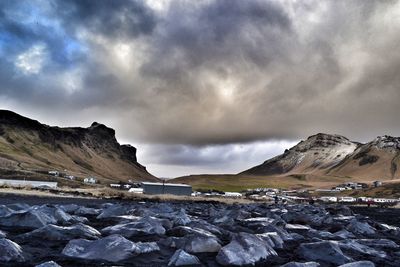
[0,199,400,266]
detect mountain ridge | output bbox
[0,110,158,183]
[241,133,400,180]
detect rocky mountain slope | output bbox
[241,133,400,180]
[328,135,400,180]
[0,110,157,183]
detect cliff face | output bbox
[0,110,158,183]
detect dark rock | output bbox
[0,238,25,262]
[18,223,101,241]
[338,261,375,267]
[347,219,376,236]
[333,229,356,239]
[101,216,165,238]
[62,234,136,262]
[256,232,284,249]
[97,204,134,219]
[168,249,201,266]
[74,206,101,216]
[183,234,221,253]
[297,241,352,265]
[0,205,76,229]
[338,240,387,258]
[35,261,62,267]
[280,262,320,267]
[216,232,277,266]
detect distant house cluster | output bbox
[48,170,75,180]
[108,181,192,196]
[84,177,97,184]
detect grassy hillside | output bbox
[171,173,360,192]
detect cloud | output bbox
[137,140,298,177]
[0,0,400,176]
[15,43,48,75]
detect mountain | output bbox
[241,133,400,180]
[0,110,158,183]
[173,133,400,192]
[328,135,400,180]
[241,133,358,176]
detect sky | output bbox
[1,0,400,177]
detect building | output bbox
[224,192,243,198]
[84,177,97,184]
[141,182,192,196]
[65,175,75,180]
[373,181,382,187]
[48,170,59,177]
[128,187,143,194]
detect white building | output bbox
[224,192,243,198]
[338,197,356,203]
[128,188,143,194]
[84,177,97,184]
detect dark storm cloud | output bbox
[1,0,400,149]
[54,0,157,39]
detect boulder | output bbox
[183,234,221,253]
[0,209,56,229]
[333,229,356,239]
[6,203,30,211]
[74,206,101,216]
[0,205,78,229]
[297,241,351,265]
[58,204,79,213]
[216,232,277,266]
[256,232,284,249]
[338,240,387,258]
[357,239,399,249]
[285,224,311,233]
[347,219,376,236]
[101,217,165,238]
[280,262,320,267]
[0,238,25,262]
[168,249,201,266]
[172,209,191,226]
[134,242,160,254]
[62,234,136,262]
[18,223,101,241]
[35,261,62,267]
[96,204,133,219]
[167,226,216,238]
[338,261,375,267]
[307,229,335,240]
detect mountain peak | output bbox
[292,133,355,153]
[371,135,400,150]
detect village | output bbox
[1,169,397,208]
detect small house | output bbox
[224,192,243,198]
[373,181,382,187]
[84,177,97,184]
[48,170,59,177]
[65,175,75,180]
[128,188,143,194]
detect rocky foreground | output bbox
[0,200,400,266]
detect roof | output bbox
[141,182,192,187]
